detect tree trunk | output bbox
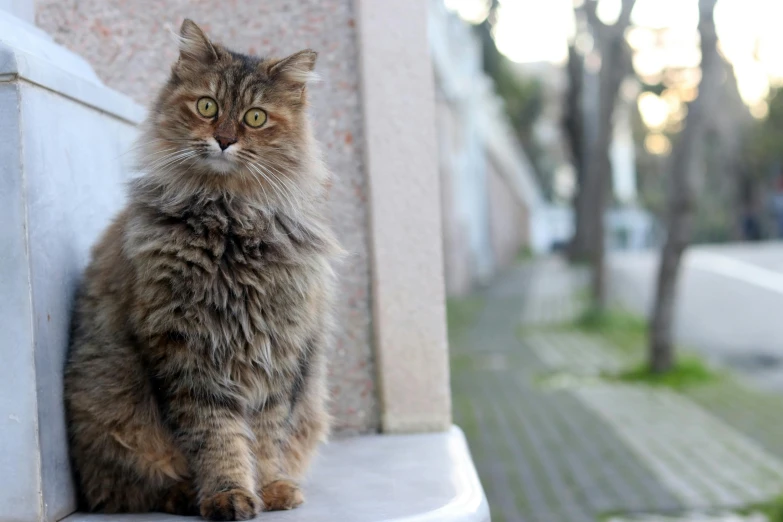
[649,0,720,373]
[564,45,589,262]
[582,0,637,311]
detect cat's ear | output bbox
[178,19,218,64]
[269,50,319,85]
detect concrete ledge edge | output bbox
[391,425,490,522]
[0,42,145,125]
[61,425,489,522]
[0,9,144,125]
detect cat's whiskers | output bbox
[259,161,300,197]
[242,163,271,206]
[161,153,199,173]
[122,137,197,159]
[236,151,290,203]
[244,162,303,220]
[250,161,301,211]
[143,149,193,170]
[238,151,301,204]
[133,147,179,166]
[246,164,306,224]
[144,148,199,172]
[253,160,305,207]
[155,151,200,176]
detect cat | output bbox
[64,19,340,521]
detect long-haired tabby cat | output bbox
[64,19,339,521]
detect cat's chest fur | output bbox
[129,196,326,365]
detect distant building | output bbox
[430,0,562,295]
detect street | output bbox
[610,242,783,392]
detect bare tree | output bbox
[649,0,720,372]
[563,44,586,256]
[569,0,637,309]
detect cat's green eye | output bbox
[243,108,267,128]
[196,97,218,118]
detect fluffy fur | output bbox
[64,19,339,521]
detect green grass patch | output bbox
[576,307,647,336]
[740,495,783,520]
[574,307,648,354]
[516,245,534,263]
[574,308,722,389]
[450,352,478,373]
[515,306,646,352]
[574,286,590,306]
[517,303,723,390]
[446,296,485,344]
[608,354,721,390]
[522,306,722,390]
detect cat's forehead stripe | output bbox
[211,67,265,111]
[238,75,257,102]
[215,76,227,101]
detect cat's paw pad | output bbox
[261,479,305,511]
[200,488,260,521]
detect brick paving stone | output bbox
[575,384,783,508]
[609,513,768,522]
[486,378,592,522]
[526,331,636,374]
[685,380,783,462]
[515,263,783,510]
[450,259,783,522]
[517,259,589,326]
[524,338,783,509]
[466,394,526,522]
[450,262,680,522]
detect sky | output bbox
[443,0,783,111]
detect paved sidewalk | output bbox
[450,259,783,522]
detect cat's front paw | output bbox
[200,488,260,521]
[261,479,305,511]
[160,480,199,516]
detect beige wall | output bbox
[487,162,529,268]
[36,0,378,434]
[436,95,474,297]
[355,0,450,433]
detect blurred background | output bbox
[436,0,783,280]
[435,0,783,521]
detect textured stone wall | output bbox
[36,0,378,434]
[354,0,450,432]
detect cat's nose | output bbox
[215,135,237,151]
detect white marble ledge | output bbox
[64,426,490,522]
[0,10,144,125]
